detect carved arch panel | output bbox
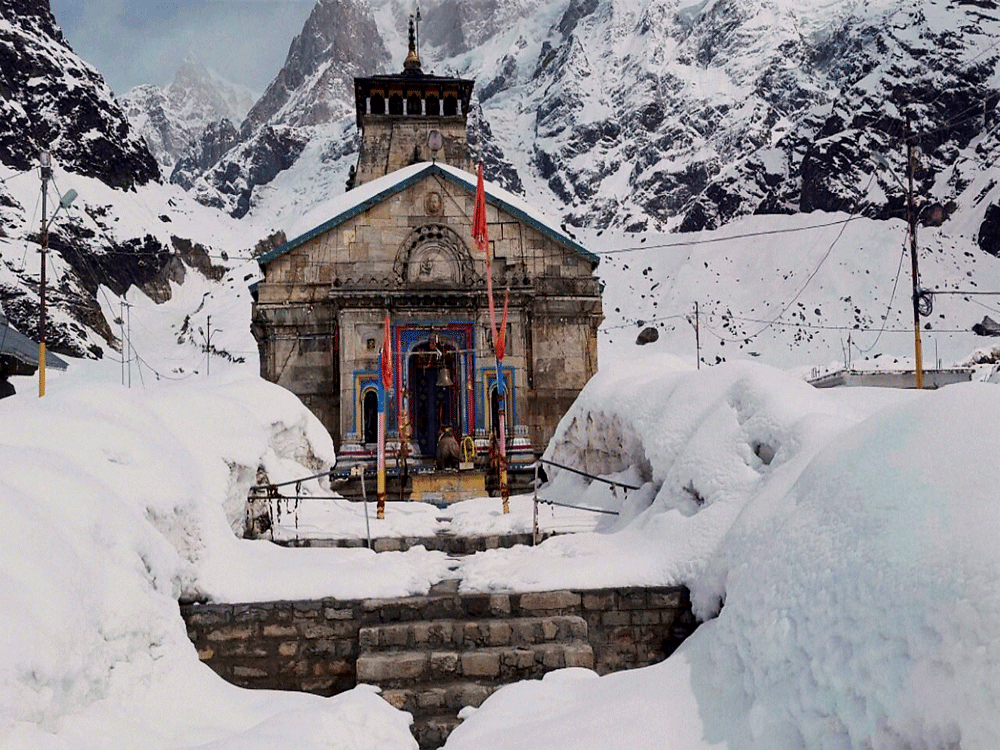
[394,224,476,287]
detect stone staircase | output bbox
[355,582,594,748]
[182,584,698,749]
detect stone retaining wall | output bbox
[273,531,549,554]
[180,586,698,695]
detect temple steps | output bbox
[356,615,594,748]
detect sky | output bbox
[48,0,316,95]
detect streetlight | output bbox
[37,150,76,397]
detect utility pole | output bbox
[120,301,126,386]
[694,301,701,370]
[38,150,51,397]
[905,113,925,389]
[127,301,132,388]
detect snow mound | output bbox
[452,361,1000,749]
[459,356,906,594]
[0,375,425,749]
[698,381,1000,749]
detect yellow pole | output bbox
[906,117,924,389]
[38,151,50,397]
[38,341,46,397]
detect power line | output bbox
[853,241,908,354]
[598,313,687,332]
[0,169,33,186]
[597,218,856,256]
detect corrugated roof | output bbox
[256,162,599,267]
[0,316,70,371]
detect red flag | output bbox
[473,162,499,342]
[381,311,392,390]
[495,286,509,361]
[472,162,488,256]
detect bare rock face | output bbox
[978,204,1000,258]
[636,327,659,346]
[202,126,308,218]
[0,0,159,188]
[170,119,241,191]
[241,0,391,135]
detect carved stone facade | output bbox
[252,39,601,474]
[253,163,600,467]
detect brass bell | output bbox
[436,365,454,388]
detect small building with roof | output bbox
[251,21,602,484]
[0,309,69,377]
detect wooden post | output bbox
[377,349,386,519]
[906,113,924,389]
[497,359,509,514]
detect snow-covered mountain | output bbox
[153,0,1000,249]
[6,0,1000,375]
[0,0,270,360]
[121,56,257,175]
[0,0,158,189]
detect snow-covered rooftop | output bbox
[258,161,599,267]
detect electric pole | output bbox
[38,150,51,397]
[120,301,126,386]
[905,114,924,389]
[694,301,701,370]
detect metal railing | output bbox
[531,458,639,545]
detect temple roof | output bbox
[257,162,599,267]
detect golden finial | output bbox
[404,14,421,70]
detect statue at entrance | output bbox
[436,427,461,470]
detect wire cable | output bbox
[854,239,909,354]
[598,218,855,256]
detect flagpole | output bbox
[472,161,509,514]
[377,310,393,518]
[377,348,386,520]
[497,358,509,514]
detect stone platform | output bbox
[409,470,486,504]
[181,584,698,748]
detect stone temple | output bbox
[251,22,603,490]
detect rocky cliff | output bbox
[0,0,158,188]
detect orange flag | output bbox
[472,162,489,256]
[381,310,392,390]
[473,162,500,343]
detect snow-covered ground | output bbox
[6,318,1000,749]
[269,492,606,544]
[4,229,1000,749]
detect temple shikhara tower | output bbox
[252,19,602,494]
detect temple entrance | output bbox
[409,341,460,458]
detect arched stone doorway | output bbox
[408,340,460,458]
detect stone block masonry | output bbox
[181,586,698,695]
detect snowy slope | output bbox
[593,208,1000,373]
